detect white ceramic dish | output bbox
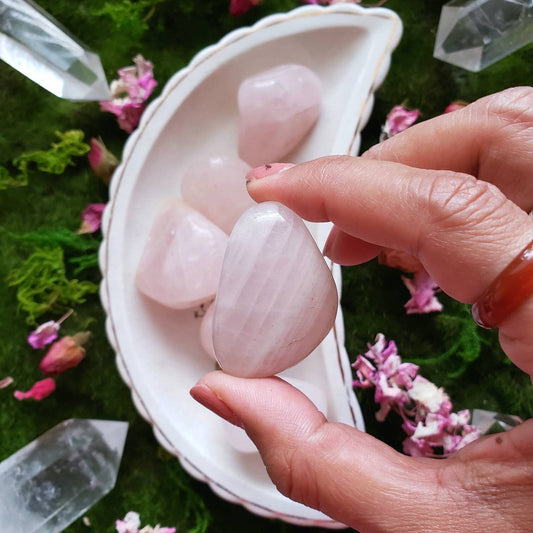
[100,4,402,528]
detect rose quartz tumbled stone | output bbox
[213,201,337,378]
[136,200,228,309]
[238,64,322,167]
[181,155,254,234]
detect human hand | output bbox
[191,87,533,531]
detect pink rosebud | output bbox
[230,0,262,16]
[39,332,90,376]
[88,138,119,184]
[78,203,106,234]
[100,54,157,133]
[27,309,73,349]
[0,376,14,389]
[444,101,468,113]
[14,377,56,401]
[402,269,443,314]
[380,104,420,141]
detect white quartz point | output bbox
[238,64,322,167]
[213,201,337,378]
[181,155,255,234]
[136,200,228,309]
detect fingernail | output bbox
[246,162,295,182]
[190,383,244,428]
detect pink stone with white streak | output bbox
[181,155,254,234]
[136,200,228,309]
[213,201,337,378]
[238,64,322,167]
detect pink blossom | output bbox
[100,55,157,133]
[230,0,262,15]
[444,101,468,113]
[0,376,14,389]
[27,309,73,349]
[380,104,420,141]
[353,334,480,457]
[39,332,89,376]
[116,512,175,533]
[14,377,56,401]
[78,203,106,234]
[88,137,119,184]
[402,269,443,314]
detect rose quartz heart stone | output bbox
[213,201,337,378]
[136,200,228,309]
[181,155,254,234]
[238,64,322,167]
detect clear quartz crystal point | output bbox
[433,0,533,72]
[471,408,523,434]
[0,419,128,533]
[0,0,111,100]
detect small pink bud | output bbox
[0,376,14,389]
[39,332,90,376]
[14,377,56,401]
[88,138,119,184]
[444,101,469,113]
[380,105,420,141]
[230,0,262,16]
[78,203,106,234]
[27,309,73,349]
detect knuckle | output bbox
[423,173,508,232]
[480,86,533,126]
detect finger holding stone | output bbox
[246,156,533,375]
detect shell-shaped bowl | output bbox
[100,4,402,528]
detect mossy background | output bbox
[0,0,532,531]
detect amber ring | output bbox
[471,239,533,329]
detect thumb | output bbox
[191,371,459,531]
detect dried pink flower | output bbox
[88,137,119,184]
[380,104,420,141]
[353,334,480,457]
[0,376,14,389]
[39,332,90,376]
[116,512,175,533]
[78,203,106,234]
[444,101,468,113]
[14,377,56,401]
[402,269,443,314]
[100,54,157,133]
[230,0,262,15]
[27,309,73,349]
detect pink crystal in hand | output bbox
[238,64,322,167]
[136,200,228,309]
[213,202,337,378]
[181,155,254,234]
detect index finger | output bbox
[245,156,533,374]
[363,87,533,211]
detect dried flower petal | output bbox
[402,269,443,314]
[27,309,73,349]
[0,376,14,389]
[230,0,262,15]
[444,101,468,113]
[100,55,157,133]
[78,203,106,234]
[353,334,480,457]
[116,512,141,533]
[88,138,119,184]
[14,377,55,400]
[39,331,90,376]
[380,104,420,141]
